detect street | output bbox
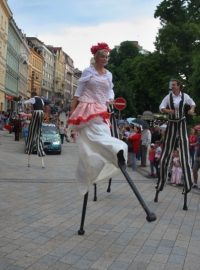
[0,130,200,270]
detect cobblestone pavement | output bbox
[0,129,200,270]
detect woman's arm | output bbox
[70,97,79,114]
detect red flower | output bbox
[90,42,111,55]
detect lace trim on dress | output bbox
[68,111,110,126]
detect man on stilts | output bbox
[155,79,196,210]
[24,91,45,168]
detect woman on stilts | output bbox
[68,42,128,195]
[68,43,156,235]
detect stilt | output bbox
[93,184,97,201]
[27,155,30,167]
[78,192,89,235]
[41,157,45,168]
[117,150,157,222]
[183,192,188,210]
[107,178,112,192]
[154,190,159,202]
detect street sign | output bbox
[114,97,127,111]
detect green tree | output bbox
[107,1,200,117]
[154,0,200,84]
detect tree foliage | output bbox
[107,1,200,117]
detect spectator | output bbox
[154,141,162,178]
[192,129,200,189]
[128,125,141,171]
[12,115,22,141]
[188,127,197,168]
[58,121,66,144]
[140,127,152,167]
[151,125,162,143]
[171,149,183,186]
[148,143,156,177]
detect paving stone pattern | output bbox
[0,130,200,270]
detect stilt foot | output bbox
[146,212,157,222]
[42,157,45,168]
[154,191,159,202]
[27,155,30,167]
[117,150,126,166]
[78,229,85,235]
[107,178,112,192]
[183,193,188,210]
[183,205,188,211]
[93,184,97,201]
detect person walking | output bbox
[12,114,22,141]
[128,125,141,171]
[140,127,151,167]
[24,92,45,167]
[58,121,66,144]
[155,79,196,196]
[68,42,127,194]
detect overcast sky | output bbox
[8,0,162,70]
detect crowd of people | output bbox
[0,109,76,144]
[1,42,200,197]
[119,120,200,189]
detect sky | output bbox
[8,0,162,70]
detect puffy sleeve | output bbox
[184,93,196,107]
[74,67,92,97]
[159,94,169,112]
[107,71,115,100]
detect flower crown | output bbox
[90,42,111,55]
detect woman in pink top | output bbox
[68,43,127,194]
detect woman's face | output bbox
[95,50,109,66]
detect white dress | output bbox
[68,65,128,194]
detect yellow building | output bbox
[0,0,12,111]
[47,46,65,106]
[27,40,43,97]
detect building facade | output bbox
[64,53,74,111]
[27,39,43,97]
[0,0,12,111]
[4,18,22,111]
[47,46,65,107]
[27,37,54,100]
[18,35,30,100]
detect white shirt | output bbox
[159,92,195,112]
[141,129,151,146]
[74,65,114,105]
[24,96,44,106]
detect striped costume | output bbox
[25,96,45,157]
[156,92,195,194]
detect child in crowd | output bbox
[154,141,162,178]
[148,143,156,177]
[171,149,182,186]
